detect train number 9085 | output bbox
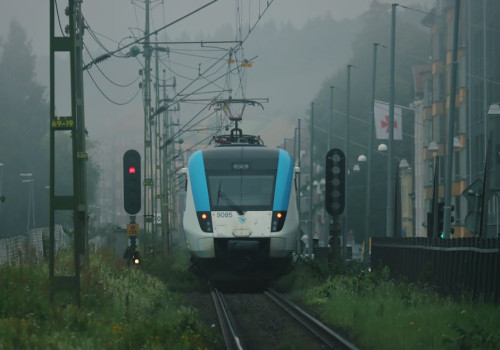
[216,211,233,218]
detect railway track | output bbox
[210,284,360,350]
[210,284,245,350]
[265,288,360,350]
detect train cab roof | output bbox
[201,144,280,171]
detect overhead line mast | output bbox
[49,0,88,305]
[142,0,154,250]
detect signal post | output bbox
[123,150,142,265]
[325,149,345,264]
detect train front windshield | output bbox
[207,174,275,211]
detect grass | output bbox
[4,247,498,349]
[0,248,218,350]
[271,257,500,350]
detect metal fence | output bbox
[371,237,500,300]
[0,225,69,266]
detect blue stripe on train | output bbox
[273,149,294,211]
[188,150,210,211]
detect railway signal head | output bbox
[123,150,141,215]
[325,148,345,216]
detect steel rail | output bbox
[265,289,360,350]
[209,285,245,350]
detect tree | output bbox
[0,20,49,236]
[309,2,431,242]
[0,20,100,236]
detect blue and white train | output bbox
[182,135,299,279]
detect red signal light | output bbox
[129,166,136,174]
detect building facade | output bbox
[421,0,500,237]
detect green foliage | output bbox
[281,260,500,350]
[271,255,330,293]
[0,264,50,320]
[0,249,218,349]
[443,316,500,350]
[140,248,206,293]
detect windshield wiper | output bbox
[217,181,245,215]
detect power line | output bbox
[85,69,141,106]
[83,43,140,88]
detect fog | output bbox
[0,0,434,232]
[1,0,433,145]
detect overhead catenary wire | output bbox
[110,1,220,63]
[83,43,140,88]
[85,68,141,106]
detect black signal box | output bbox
[123,150,141,215]
[325,148,345,216]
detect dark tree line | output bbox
[0,20,99,236]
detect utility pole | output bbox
[49,0,87,305]
[309,103,314,257]
[142,0,154,251]
[161,71,169,255]
[365,43,381,256]
[386,3,397,238]
[344,65,352,257]
[297,118,302,254]
[153,39,161,252]
[75,2,89,267]
[443,0,460,238]
[326,86,334,248]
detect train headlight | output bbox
[271,211,287,232]
[197,211,213,233]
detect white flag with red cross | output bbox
[374,100,402,140]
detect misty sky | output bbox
[1,0,434,148]
[1,0,434,58]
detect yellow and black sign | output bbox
[51,116,74,130]
[127,223,139,237]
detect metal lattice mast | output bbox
[161,71,169,254]
[49,0,87,305]
[153,39,161,251]
[142,0,154,249]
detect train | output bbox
[182,132,300,280]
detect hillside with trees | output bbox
[308,1,431,241]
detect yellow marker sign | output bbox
[51,116,74,129]
[127,223,139,237]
